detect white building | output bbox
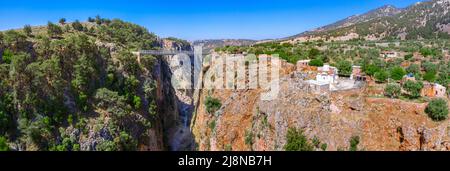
[317,64,339,84]
[381,51,398,58]
[296,60,311,70]
[308,64,339,93]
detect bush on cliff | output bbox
[384,83,401,98]
[205,96,221,114]
[425,98,449,121]
[284,128,313,151]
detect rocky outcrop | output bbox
[191,55,296,151]
[192,59,450,151]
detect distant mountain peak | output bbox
[373,4,400,13]
[286,0,450,41]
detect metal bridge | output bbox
[135,49,212,56]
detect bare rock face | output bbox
[191,56,296,151]
[253,74,338,151]
[162,38,191,51]
[398,124,448,151]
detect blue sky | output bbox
[0,0,421,40]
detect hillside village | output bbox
[297,49,449,100]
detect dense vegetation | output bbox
[204,96,222,114]
[0,16,161,151]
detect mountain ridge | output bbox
[285,0,450,42]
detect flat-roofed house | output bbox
[381,51,398,58]
[296,59,310,71]
[402,73,416,83]
[308,80,330,94]
[421,82,447,98]
[350,66,363,80]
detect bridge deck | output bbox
[137,50,210,55]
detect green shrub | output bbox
[51,137,72,151]
[420,48,437,57]
[59,18,66,25]
[205,96,221,114]
[96,140,117,151]
[47,22,63,38]
[404,54,413,60]
[23,25,32,36]
[308,48,321,58]
[406,64,420,74]
[384,83,401,98]
[72,20,84,31]
[1,49,13,64]
[0,136,9,151]
[320,143,328,151]
[224,144,232,151]
[390,67,406,81]
[88,17,95,22]
[309,58,324,67]
[94,88,131,119]
[374,71,388,83]
[423,71,436,82]
[422,61,437,73]
[312,136,321,148]
[402,80,424,99]
[133,95,142,109]
[336,60,352,76]
[245,130,254,146]
[208,120,216,130]
[349,136,360,151]
[72,144,81,151]
[114,131,137,151]
[284,128,313,151]
[425,98,449,121]
[364,64,380,76]
[67,114,74,125]
[436,72,449,89]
